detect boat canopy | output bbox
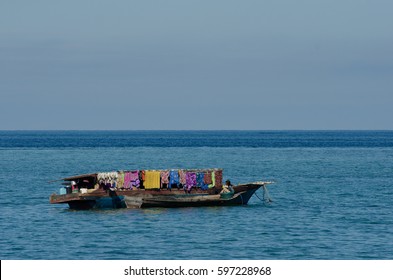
[61,173,97,181]
[58,168,224,190]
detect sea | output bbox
[0,130,393,260]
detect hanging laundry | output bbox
[97,172,118,186]
[105,182,112,191]
[169,170,180,189]
[214,169,223,188]
[160,170,170,188]
[139,171,144,188]
[130,170,140,188]
[186,172,197,191]
[123,172,132,189]
[209,171,215,188]
[144,171,161,189]
[204,171,212,185]
[116,171,125,189]
[197,172,208,190]
[179,170,187,185]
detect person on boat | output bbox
[220,180,234,197]
[71,181,78,193]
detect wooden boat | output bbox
[49,169,272,210]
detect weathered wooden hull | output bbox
[125,189,258,208]
[50,183,264,210]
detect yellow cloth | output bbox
[117,172,125,188]
[144,171,161,189]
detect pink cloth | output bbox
[160,170,169,187]
[124,171,140,189]
[123,172,132,189]
[179,170,187,185]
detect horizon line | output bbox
[1,129,393,132]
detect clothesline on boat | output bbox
[60,168,224,192]
[104,169,223,190]
[53,169,222,181]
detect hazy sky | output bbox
[1,0,392,129]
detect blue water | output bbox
[1,131,392,259]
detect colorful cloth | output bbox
[97,172,118,185]
[160,170,170,187]
[144,171,161,189]
[130,170,140,188]
[185,172,197,191]
[139,171,144,188]
[169,170,180,188]
[123,172,132,189]
[116,171,125,188]
[197,172,208,190]
[214,169,223,188]
[204,171,212,184]
[209,171,215,188]
[179,170,187,185]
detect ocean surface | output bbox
[1,130,393,260]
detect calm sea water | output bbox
[1,131,392,260]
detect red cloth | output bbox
[204,172,212,184]
[214,170,223,188]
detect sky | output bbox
[0,0,392,130]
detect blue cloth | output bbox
[169,170,180,189]
[197,172,208,190]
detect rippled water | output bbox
[1,131,392,259]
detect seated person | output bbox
[220,180,235,197]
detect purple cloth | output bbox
[123,171,140,189]
[185,172,197,191]
[130,170,140,188]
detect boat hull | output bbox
[127,189,258,208]
[50,183,263,210]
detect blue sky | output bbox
[1,0,392,129]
